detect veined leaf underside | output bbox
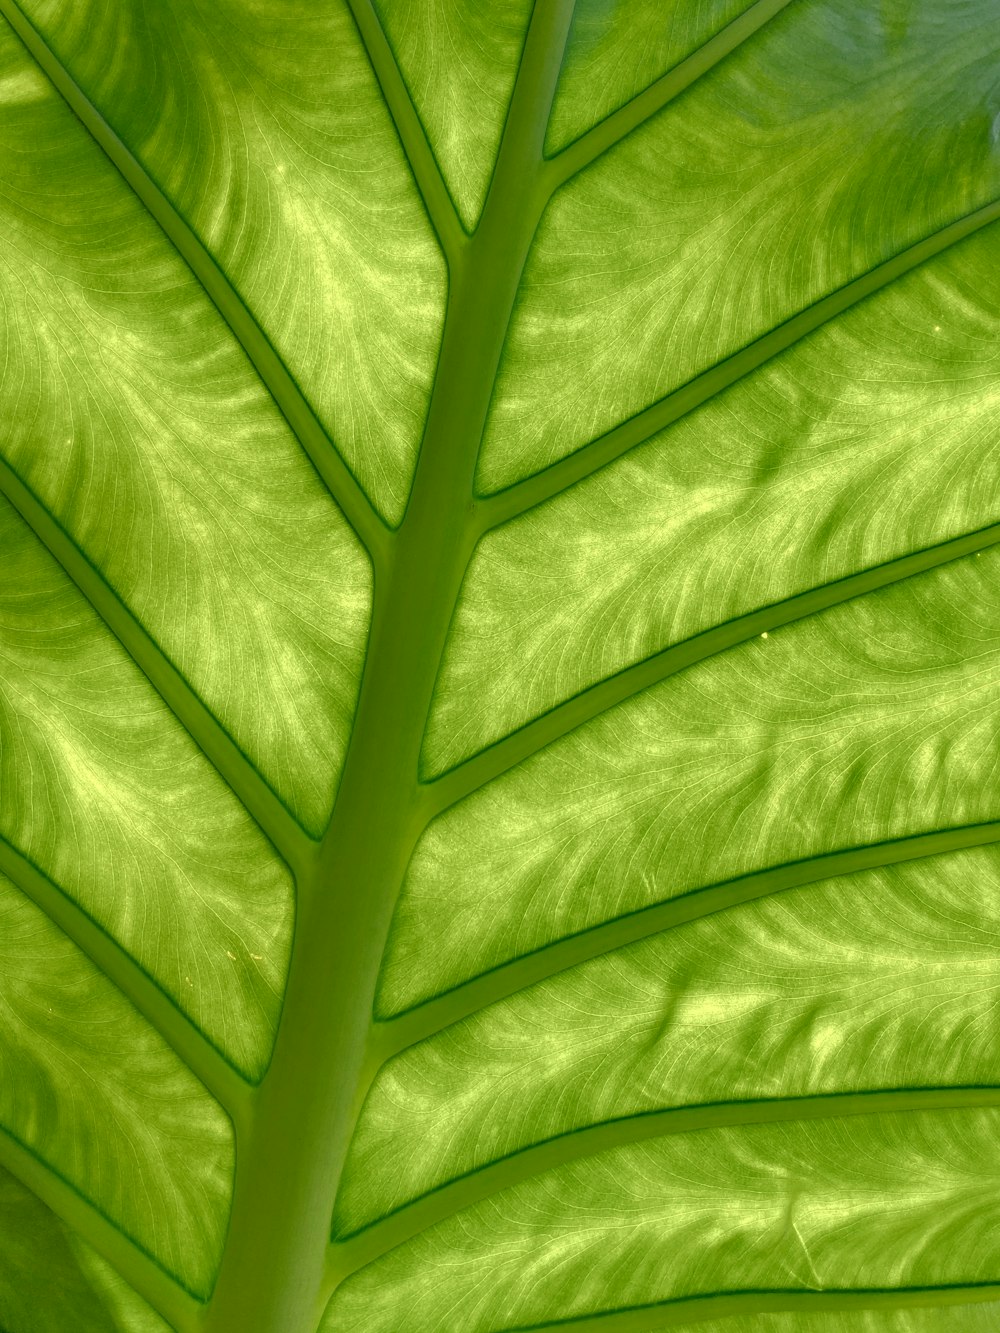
[1,0,1000,1331]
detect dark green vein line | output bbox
[0,839,254,1122]
[0,459,310,876]
[500,1284,1000,1332]
[343,0,467,260]
[0,0,390,570]
[378,822,1000,1055]
[427,520,1000,811]
[544,0,797,188]
[0,1125,203,1333]
[479,197,1000,528]
[327,1086,1000,1283]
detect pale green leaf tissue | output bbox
[1,1,1000,1331]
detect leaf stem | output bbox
[0,0,390,572]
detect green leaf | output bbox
[373,0,535,229]
[1,0,1000,1331]
[0,1163,172,1332]
[0,862,232,1300]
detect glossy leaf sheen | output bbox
[1,0,1000,1331]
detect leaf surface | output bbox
[373,0,534,228]
[1,0,1000,1331]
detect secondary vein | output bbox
[0,1124,204,1333]
[377,822,1000,1056]
[0,0,390,572]
[544,0,799,190]
[326,1085,1000,1285]
[427,520,1000,809]
[479,196,1000,528]
[0,459,310,876]
[0,838,254,1125]
[496,1283,1000,1332]
[343,0,467,263]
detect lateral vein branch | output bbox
[0,838,254,1125]
[0,0,390,571]
[544,0,798,190]
[343,0,467,263]
[500,1283,1000,1333]
[0,459,309,875]
[0,1086,209,1333]
[379,821,1000,1055]
[325,1085,1000,1291]
[429,519,1000,811]
[481,196,1000,528]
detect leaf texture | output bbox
[0,1163,171,1331]
[477,0,1000,490]
[2,0,1000,1330]
[0,867,233,1296]
[373,0,534,229]
[17,0,446,523]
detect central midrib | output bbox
[201,4,578,1331]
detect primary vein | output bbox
[201,5,578,1329]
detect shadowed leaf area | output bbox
[1,0,999,1330]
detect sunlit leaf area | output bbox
[2,0,1000,1329]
